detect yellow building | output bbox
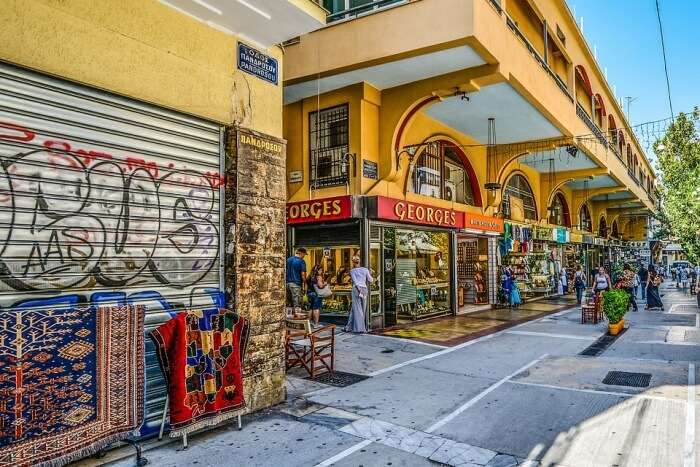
[0,0,325,442]
[283,0,657,328]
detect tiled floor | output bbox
[376,296,577,346]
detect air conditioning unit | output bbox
[416,166,440,198]
[444,180,456,201]
[419,183,440,198]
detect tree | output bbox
[654,110,700,263]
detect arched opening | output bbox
[608,115,617,145]
[594,93,606,128]
[618,131,625,156]
[598,216,608,238]
[409,139,482,207]
[575,65,593,117]
[626,144,633,168]
[501,173,537,221]
[548,192,571,227]
[611,219,620,238]
[579,203,592,232]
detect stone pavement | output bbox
[90,284,699,467]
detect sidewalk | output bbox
[94,284,699,467]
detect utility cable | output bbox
[655,0,674,120]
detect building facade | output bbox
[283,0,658,328]
[0,0,325,439]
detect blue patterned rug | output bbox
[0,305,144,467]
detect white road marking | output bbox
[505,330,597,341]
[368,305,579,378]
[313,439,373,467]
[684,363,696,467]
[364,332,448,349]
[507,380,685,403]
[425,354,548,434]
[637,340,700,347]
[696,313,699,328]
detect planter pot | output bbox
[608,319,625,335]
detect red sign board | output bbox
[463,212,504,233]
[375,196,464,228]
[286,196,352,224]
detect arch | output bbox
[626,144,633,167]
[578,202,592,232]
[548,191,571,227]
[392,95,440,154]
[598,215,608,238]
[407,137,483,207]
[608,114,617,130]
[611,219,620,238]
[501,172,538,221]
[575,65,593,96]
[618,130,626,154]
[594,93,607,116]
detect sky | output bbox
[566,0,699,130]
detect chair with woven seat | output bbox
[285,318,336,378]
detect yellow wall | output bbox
[1,0,283,137]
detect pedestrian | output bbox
[306,264,329,327]
[645,265,664,311]
[638,264,648,300]
[620,263,638,312]
[574,265,587,305]
[680,267,689,293]
[632,269,641,299]
[560,266,568,295]
[286,247,307,314]
[345,256,374,333]
[593,266,611,296]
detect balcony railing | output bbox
[576,103,607,145]
[505,14,573,103]
[609,141,623,161]
[327,0,407,22]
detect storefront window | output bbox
[502,174,537,221]
[548,192,570,227]
[303,245,380,318]
[410,141,478,206]
[392,228,452,321]
[457,237,489,308]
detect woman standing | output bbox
[645,265,664,310]
[345,256,374,333]
[574,265,587,304]
[560,267,568,295]
[306,264,327,327]
[593,267,612,295]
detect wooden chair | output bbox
[581,292,604,324]
[285,319,336,378]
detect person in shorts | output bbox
[286,248,307,312]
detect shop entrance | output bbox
[457,236,490,312]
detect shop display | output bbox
[395,229,451,320]
[151,309,249,437]
[0,305,145,467]
[457,238,489,306]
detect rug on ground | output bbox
[150,309,250,437]
[0,305,145,467]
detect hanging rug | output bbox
[0,305,145,467]
[151,309,250,437]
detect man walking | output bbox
[638,264,648,300]
[286,247,307,313]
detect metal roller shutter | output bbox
[0,62,224,436]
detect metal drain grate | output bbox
[579,328,627,357]
[602,371,652,388]
[309,371,369,387]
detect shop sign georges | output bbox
[377,197,463,228]
[286,196,353,224]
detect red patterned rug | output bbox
[0,305,144,467]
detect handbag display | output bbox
[315,284,333,297]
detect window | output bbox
[309,104,349,188]
[556,24,566,45]
[611,220,619,238]
[548,192,570,227]
[502,174,537,221]
[410,141,478,206]
[599,216,607,238]
[579,204,592,232]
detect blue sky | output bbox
[566,0,698,130]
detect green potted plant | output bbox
[602,289,629,335]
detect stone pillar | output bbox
[225,126,287,412]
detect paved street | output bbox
[88,284,699,467]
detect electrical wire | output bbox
[655,0,675,120]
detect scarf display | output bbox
[151,309,250,437]
[0,305,144,467]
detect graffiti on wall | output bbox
[0,120,222,309]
